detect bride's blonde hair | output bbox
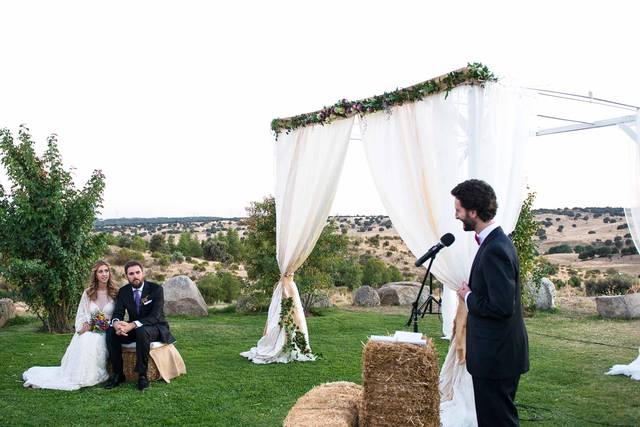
[86,260,118,301]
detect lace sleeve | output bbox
[74,290,91,333]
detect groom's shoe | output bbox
[137,375,149,391]
[104,373,126,389]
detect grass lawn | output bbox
[1,307,639,426]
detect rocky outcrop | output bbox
[377,282,428,306]
[163,275,208,316]
[353,286,380,307]
[0,298,16,328]
[596,293,640,319]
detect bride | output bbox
[23,260,118,390]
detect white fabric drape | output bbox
[241,118,354,364]
[623,113,640,256]
[617,113,640,381]
[360,83,534,426]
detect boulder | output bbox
[535,278,556,310]
[0,298,16,328]
[303,293,333,309]
[595,293,640,319]
[354,286,380,307]
[378,282,428,306]
[163,275,208,316]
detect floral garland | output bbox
[271,62,497,137]
[279,296,312,357]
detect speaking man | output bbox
[452,179,529,426]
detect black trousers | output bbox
[106,325,161,377]
[472,375,521,427]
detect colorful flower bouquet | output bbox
[90,311,109,333]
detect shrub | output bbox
[557,225,564,232]
[621,246,638,256]
[547,244,572,254]
[171,251,185,263]
[588,230,596,234]
[193,262,207,272]
[617,223,629,229]
[197,271,242,304]
[130,236,148,252]
[149,234,168,253]
[568,276,581,288]
[156,254,170,267]
[585,274,635,296]
[113,248,145,265]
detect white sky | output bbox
[1,0,638,218]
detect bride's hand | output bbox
[78,322,91,334]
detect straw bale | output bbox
[361,340,439,427]
[284,381,362,427]
[108,347,161,382]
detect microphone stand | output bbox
[406,255,442,333]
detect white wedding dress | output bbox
[607,348,640,380]
[23,289,114,391]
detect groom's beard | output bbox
[461,216,476,232]
[130,279,143,288]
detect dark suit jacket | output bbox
[112,281,175,344]
[466,227,529,379]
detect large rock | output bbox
[596,293,640,319]
[303,293,333,309]
[163,275,208,316]
[354,286,380,307]
[535,278,556,310]
[377,282,429,306]
[0,298,16,328]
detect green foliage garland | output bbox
[271,62,497,137]
[279,296,311,357]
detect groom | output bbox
[452,180,529,426]
[105,260,175,391]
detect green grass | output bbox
[1,308,639,426]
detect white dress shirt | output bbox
[111,282,145,328]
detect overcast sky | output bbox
[1,0,638,218]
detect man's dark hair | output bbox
[124,260,144,274]
[451,179,498,222]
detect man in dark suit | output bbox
[452,179,529,427]
[105,260,175,391]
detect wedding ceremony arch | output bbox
[240,63,640,423]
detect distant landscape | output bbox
[89,206,640,311]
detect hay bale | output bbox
[361,340,439,427]
[284,381,362,427]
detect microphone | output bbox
[414,233,455,266]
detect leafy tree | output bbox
[177,232,203,258]
[149,233,168,253]
[197,271,242,304]
[512,192,543,312]
[362,258,388,287]
[0,126,105,332]
[242,196,350,313]
[130,235,148,252]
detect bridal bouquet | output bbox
[90,311,109,333]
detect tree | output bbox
[242,196,350,313]
[512,192,544,312]
[362,258,388,287]
[149,233,168,253]
[0,126,105,332]
[130,235,148,252]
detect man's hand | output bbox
[457,281,471,300]
[114,321,135,336]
